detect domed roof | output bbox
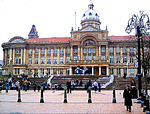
[81,3,100,22]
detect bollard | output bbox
[17,88,22,102]
[88,87,92,103]
[40,87,44,103]
[112,86,116,103]
[64,87,67,103]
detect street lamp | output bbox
[125,11,150,103]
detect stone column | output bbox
[107,66,109,76]
[121,68,124,77]
[71,46,73,60]
[96,46,98,60]
[92,66,94,75]
[99,66,101,75]
[78,46,80,60]
[45,48,47,65]
[81,46,83,60]
[12,48,15,64]
[38,49,41,65]
[5,49,7,65]
[64,48,66,64]
[9,48,13,64]
[38,69,40,77]
[32,49,35,64]
[51,49,54,64]
[106,45,109,62]
[21,48,23,64]
[63,68,66,76]
[99,46,101,61]
[57,48,60,64]
[51,67,53,75]
[69,67,72,75]
[44,69,47,77]
[114,47,116,64]
[3,49,5,65]
[127,68,130,77]
[23,48,26,64]
[127,47,129,63]
[120,47,123,63]
[114,68,117,76]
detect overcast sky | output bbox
[0,0,150,60]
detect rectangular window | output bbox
[124,68,127,74]
[29,56,32,64]
[123,47,127,53]
[47,68,50,75]
[16,57,18,64]
[116,56,120,63]
[16,49,19,54]
[60,56,64,64]
[74,56,78,60]
[101,56,106,61]
[41,56,45,64]
[19,49,21,54]
[19,57,21,64]
[123,56,127,63]
[66,56,70,64]
[47,56,51,64]
[117,68,121,75]
[92,48,96,53]
[35,49,39,54]
[109,48,113,53]
[60,48,64,54]
[84,48,87,53]
[88,56,92,60]
[54,57,57,64]
[54,49,57,54]
[130,68,134,75]
[110,56,113,63]
[101,46,106,53]
[35,56,38,64]
[66,48,70,54]
[93,56,96,60]
[29,49,32,54]
[88,48,91,53]
[116,47,120,53]
[15,68,20,75]
[83,56,87,60]
[47,49,51,54]
[74,47,78,53]
[41,49,45,54]
[130,47,133,53]
[130,57,134,63]
[110,68,114,74]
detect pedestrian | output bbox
[11,82,16,90]
[86,80,92,92]
[42,82,46,91]
[93,80,98,93]
[33,82,37,92]
[123,85,132,112]
[5,80,9,93]
[66,80,71,93]
[38,85,41,92]
[71,80,75,90]
[131,79,136,87]
[98,82,101,92]
[15,80,20,91]
[24,79,28,91]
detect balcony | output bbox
[69,60,109,65]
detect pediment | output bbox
[9,36,27,43]
[80,26,98,32]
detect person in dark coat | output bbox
[66,80,71,93]
[123,85,132,112]
[98,82,101,92]
[131,79,136,87]
[33,82,37,92]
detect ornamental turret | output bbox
[28,25,39,38]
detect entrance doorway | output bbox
[101,67,106,75]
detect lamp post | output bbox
[125,11,150,102]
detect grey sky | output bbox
[0,0,150,60]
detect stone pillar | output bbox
[64,48,66,64]
[81,46,83,60]
[57,48,60,64]
[51,49,54,64]
[3,49,5,65]
[21,48,23,64]
[121,68,124,77]
[45,48,47,65]
[51,67,53,75]
[12,48,15,64]
[5,49,7,65]
[26,49,29,65]
[120,47,123,63]
[99,46,101,61]
[38,49,41,65]
[69,67,72,75]
[114,47,116,63]
[127,47,129,63]
[9,48,13,64]
[44,69,47,77]
[38,69,40,77]
[96,47,98,60]
[78,46,80,60]
[114,68,117,76]
[63,68,66,76]
[99,66,101,75]
[32,49,35,64]
[23,48,26,64]
[127,68,130,77]
[92,66,94,75]
[71,46,73,60]
[106,45,109,62]
[107,66,109,76]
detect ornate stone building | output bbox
[1,3,149,77]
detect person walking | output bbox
[123,85,132,112]
[33,82,37,92]
[93,80,98,93]
[24,79,28,91]
[5,80,9,93]
[98,82,101,92]
[66,80,71,93]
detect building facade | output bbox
[1,3,149,77]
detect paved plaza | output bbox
[0,90,145,113]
